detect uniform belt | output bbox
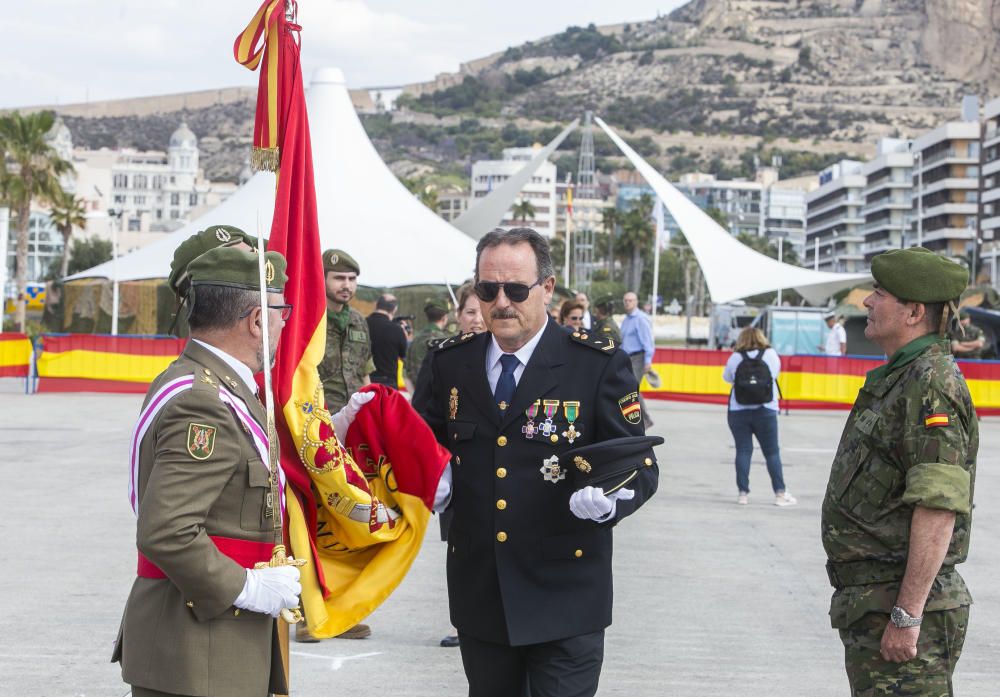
[137,535,274,579]
[825,559,955,588]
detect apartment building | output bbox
[470,146,557,235]
[860,139,913,263]
[804,161,867,272]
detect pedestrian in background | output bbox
[405,298,450,388]
[367,293,408,388]
[949,309,986,359]
[722,327,796,507]
[621,291,654,428]
[822,311,847,355]
[558,299,585,332]
[575,290,592,330]
[822,248,976,696]
[591,296,622,344]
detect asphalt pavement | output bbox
[1,383,996,696]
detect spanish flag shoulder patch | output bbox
[924,413,950,429]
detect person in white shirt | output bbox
[722,327,796,507]
[822,312,847,355]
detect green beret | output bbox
[424,297,450,314]
[323,248,360,274]
[870,247,968,303]
[188,246,287,293]
[168,225,257,298]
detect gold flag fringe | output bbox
[251,146,280,172]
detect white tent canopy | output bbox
[68,68,477,288]
[594,117,870,306]
[452,119,578,240]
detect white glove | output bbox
[233,566,301,618]
[569,486,635,522]
[331,391,375,442]
[433,463,453,512]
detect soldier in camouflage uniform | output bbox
[948,310,986,360]
[590,295,622,344]
[822,247,976,697]
[318,249,373,414]
[405,298,449,387]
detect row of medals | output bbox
[517,399,581,445]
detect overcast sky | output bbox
[3,0,689,109]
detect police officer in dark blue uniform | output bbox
[423,227,659,697]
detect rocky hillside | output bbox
[51,0,1000,184]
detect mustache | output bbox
[490,309,519,320]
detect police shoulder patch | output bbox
[187,422,217,460]
[569,330,615,353]
[435,331,478,352]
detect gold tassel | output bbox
[251,146,280,172]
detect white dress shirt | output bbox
[486,322,549,394]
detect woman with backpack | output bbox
[722,327,797,507]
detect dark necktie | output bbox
[494,354,519,413]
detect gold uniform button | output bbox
[572,332,581,337]
[496,467,507,478]
[185,601,194,608]
[644,457,653,466]
[574,549,583,558]
[456,456,462,465]
[496,531,508,543]
[550,434,558,443]
[497,436,508,447]
[234,608,241,616]
[496,499,507,510]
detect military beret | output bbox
[168,225,258,298]
[870,247,968,303]
[560,435,663,493]
[323,248,360,274]
[424,297,450,314]
[959,308,971,319]
[188,245,287,293]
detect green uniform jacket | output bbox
[821,335,977,629]
[113,341,287,697]
[949,322,986,359]
[591,316,622,344]
[405,324,448,384]
[319,306,373,412]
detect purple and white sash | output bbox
[128,376,285,516]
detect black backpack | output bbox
[733,350,774,405]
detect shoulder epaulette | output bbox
[569,330,617,353]
[427,336,447,350]
[435,331,478,352]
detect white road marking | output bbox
[290,649,382,670]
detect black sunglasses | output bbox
[474,280,542,303]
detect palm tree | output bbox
[619,194,655,292]
[0,111,73,331]
[511,199,536,225]
[48,188,87,280]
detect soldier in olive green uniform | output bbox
[590,295,622,344]
[114,245,300,697]
[318,249,373,413]
[948,310,986,359]
[405,298,450,386]
[822,247,976,697]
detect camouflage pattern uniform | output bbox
[404,324,447,385]
[948,322,985,359]
[591,316,622,344]
[319,307,373,412]
[822,334,977,696]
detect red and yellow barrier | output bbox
[36,334,185,393]
[0,333,32,378]
[643,347,1000,416]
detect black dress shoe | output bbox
[439,634,460,647]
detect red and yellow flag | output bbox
[234,0,445,638]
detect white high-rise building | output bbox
[804,161,867,273]
[860,139,913,263]
[470,146,557,235]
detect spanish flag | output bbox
[234,0,446,638]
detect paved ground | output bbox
[1,382,997,696]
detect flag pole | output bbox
[651,197,663,319]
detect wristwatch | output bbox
[890,606,923,628]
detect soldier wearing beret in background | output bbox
[822,247,977,696]
[318,249,373,413]
[948,309,986,360]
[590,296,622,345]
[405,298,450,388]
[422,227,659,697]
[114,244,300,697]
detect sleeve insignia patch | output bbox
[618,392,642,424]
[187,423,217,460]
[924,413,950,429]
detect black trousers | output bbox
[458,630,605,697]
